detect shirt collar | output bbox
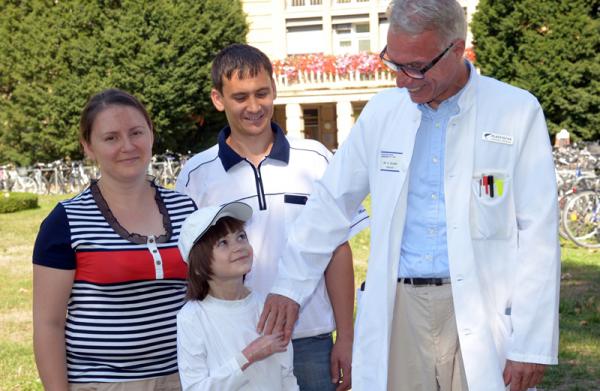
[418,59,473,117]
[217,122,290,171]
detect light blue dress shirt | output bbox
[398,91,464,278]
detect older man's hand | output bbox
[503,360,546,391]
[257,294,300,344]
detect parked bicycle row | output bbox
[555,141,600,248]
[3,145,600,248]
[553,141,600,172]
[557,166,600,249]
[0,151,190,194]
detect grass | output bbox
[0,194,66,391]
[1,195,599,390]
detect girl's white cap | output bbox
[178,202,252,263]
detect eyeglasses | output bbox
[379,42,454,79]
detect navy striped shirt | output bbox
[33,183,196,383]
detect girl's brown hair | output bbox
[186,216,246,301]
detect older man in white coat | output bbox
[257,1,560,390]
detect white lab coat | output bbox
[272,66,560,391]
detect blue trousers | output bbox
[292,333,336,391]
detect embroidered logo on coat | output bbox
[482,132,513,145]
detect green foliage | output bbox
[471,0,600,140]
[0,192,38,213]
[0,0,247,165]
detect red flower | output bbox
[272,52,391,82]
[464,47,476,63]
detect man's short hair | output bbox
[211,44,274,93]
[387,0,467,47]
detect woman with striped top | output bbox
[32,88,196,390]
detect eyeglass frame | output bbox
[379,42,455,79]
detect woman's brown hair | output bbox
[186,216,246,301]
[79,88,153,145]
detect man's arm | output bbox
[259,104,371,344]
[505,100,560,389]
[325,242,354,391]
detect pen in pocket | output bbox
[496,178,504,197]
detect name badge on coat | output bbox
[379,150,403,172]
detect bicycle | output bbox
[0,165,10,192]
[562,190,600,248]
[31,163,50,194]
[152,151,181,189]
[48,160,68,194]
[68,161,90,194]
[7,165,37,193]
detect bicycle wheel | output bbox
[558,194,570,239]
[13,177,37,193]
[49,174,65,194]
[35,176,50,194]
[68,178,85,194]
[563,190,600,248]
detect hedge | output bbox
[0,192,38,213]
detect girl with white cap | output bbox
[176,202,299,390]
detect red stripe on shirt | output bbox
[75,247,187,283]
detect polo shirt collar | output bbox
[217,122,290,171]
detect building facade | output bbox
[242,0,479,149]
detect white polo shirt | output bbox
[176,123,369,339]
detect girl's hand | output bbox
[241,331,287,367]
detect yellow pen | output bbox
[496,178,504,197]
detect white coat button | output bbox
[456,274,464,281]
[431,193,438,200]
[432,156,439,164]
[435,122,441,128]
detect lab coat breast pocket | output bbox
[469,173,514,240]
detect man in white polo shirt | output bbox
[176,44,368,391]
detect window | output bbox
[303,109,319,140]
[288,0,322,7]
[287,24,325,54]
[333,22,371,54]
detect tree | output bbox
[470,0,600,140]
[0,0,247,165]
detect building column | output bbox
[336,99,354,145]
[369,0,380,52]
[323,0,333,54]
[286,103,304,139]
[272,0,287,56]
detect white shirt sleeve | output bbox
[177,309,250,391]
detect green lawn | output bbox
[1,195,598,390]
